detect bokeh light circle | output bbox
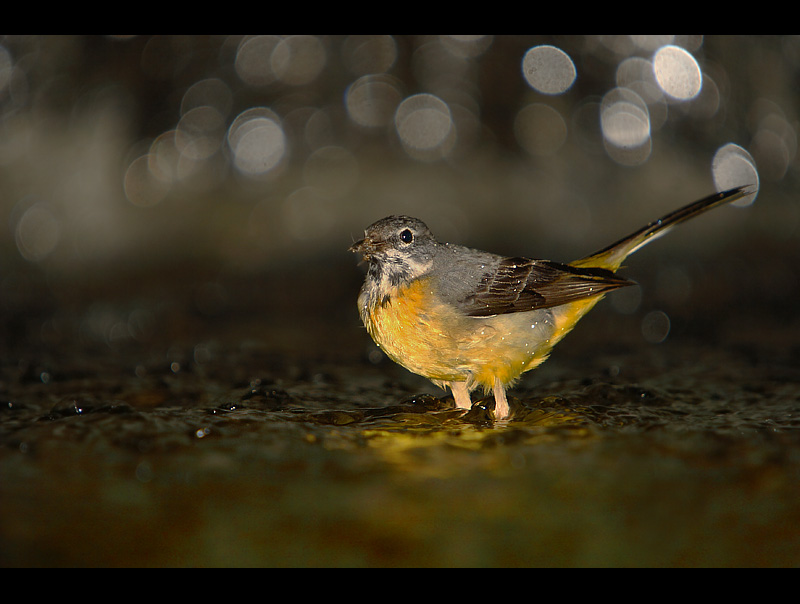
[124,154,169,207]
[712,143,759,206]
[228,108,287,176]
[175,105,226,161]
[15,202,60,262]
[271,35,326,86]
[441,35,493,59]
[342,35,398,76]
[522,45,577,95]
[601,87,651,148]
[394,93,455,159]
[641,310,671,343]
[180,78,233,118]
[653,45,703,101]
[148,130,181,184]
[235,35,281,86]
[345,74,403,129]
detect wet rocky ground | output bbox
[2,244,800,567]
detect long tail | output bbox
[571,185,754,272]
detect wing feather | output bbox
[458,256,633,317]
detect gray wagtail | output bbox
[350,186,752,420]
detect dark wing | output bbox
[458,256,634,317]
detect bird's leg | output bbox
[493,378,510,419]
[449,381,472,410]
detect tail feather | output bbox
[571,185,754,272]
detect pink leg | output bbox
[493,378,510,419]
[449,382,472,410]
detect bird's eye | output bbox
[399,229,414,244]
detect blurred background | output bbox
[2,36,800,567]
[0,35,797,354]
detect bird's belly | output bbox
[463,310,558,389]
[360,277,558,389]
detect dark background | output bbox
[1,36,797,353]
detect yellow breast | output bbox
[362,277,467,382]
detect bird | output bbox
[349,185,753,420]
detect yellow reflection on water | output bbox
[360,405,591,478]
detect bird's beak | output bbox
[349,236,374,261]
[348,238,366,254]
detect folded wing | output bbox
[458,256,633,317]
